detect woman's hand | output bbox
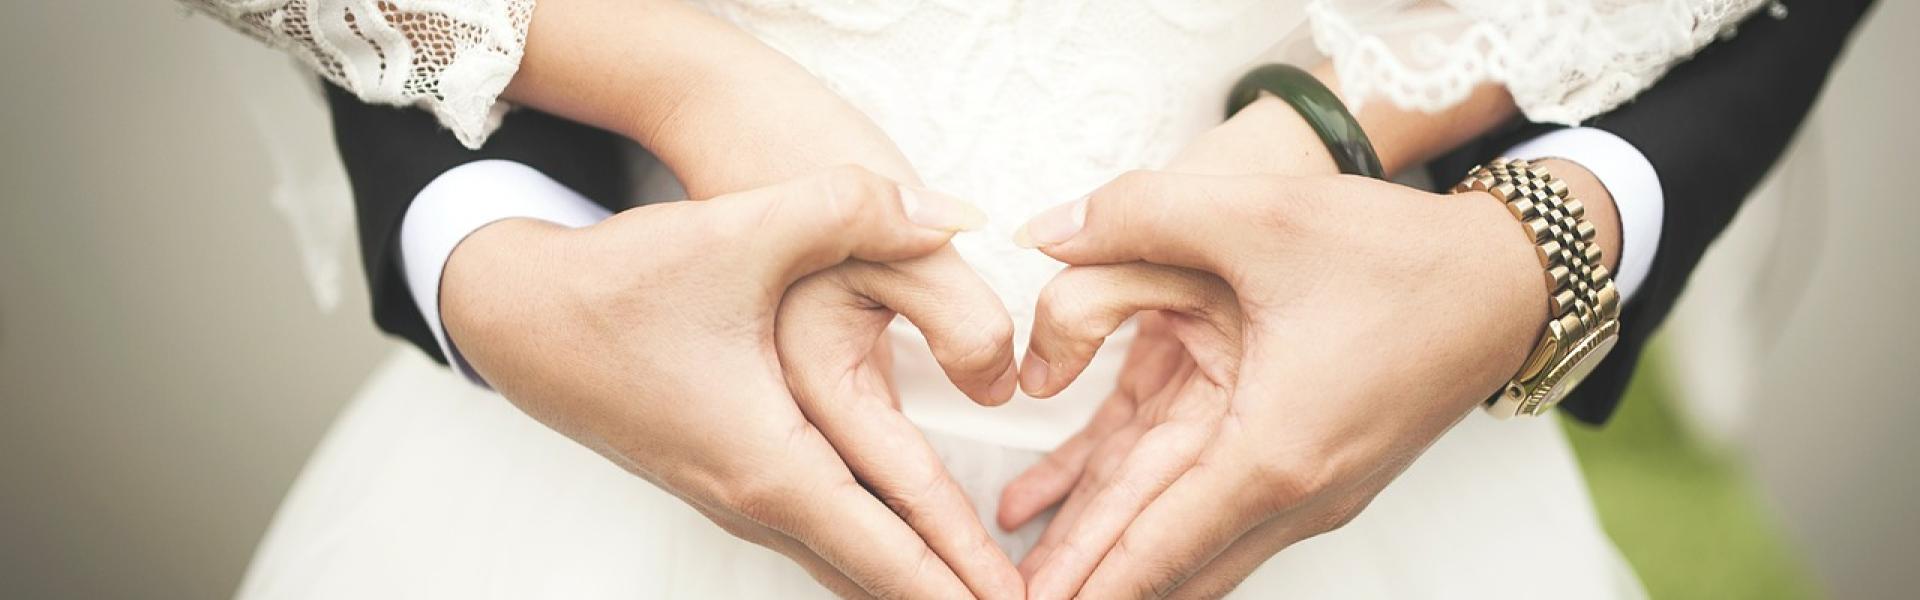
[509,3,1028,596]
[442,168,1017,600]
[776,246,1026,600]
[1005,171,1588,599]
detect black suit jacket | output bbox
[324,0,1872,426]
[1430,0,1875,424]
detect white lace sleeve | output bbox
[1308,0,1777,124]
[183,0,534,149]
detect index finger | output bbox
[759,426,980,600]
[1060,443,1273,600]
[776,274,1023,600]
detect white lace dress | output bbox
[196,0,1767,597]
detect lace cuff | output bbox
[1308,0,1774,124]
[184,0,534,148]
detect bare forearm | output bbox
[502,0,914,196]
[1314,63,1519,177]
[1306,67,1620,271]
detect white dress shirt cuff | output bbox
[1503,127,1664,302]
[399,160,614,386]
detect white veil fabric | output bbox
[184,0,1771,311]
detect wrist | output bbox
[1532,158,1623,273]
[1171,94,1339,176]
[440,217,580,361]
[1450,189,1557,397]
[1307,63,1517,177]
[1448,159,1625,416]
[624,65,920,197]
[505,0,919,195]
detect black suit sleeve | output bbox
[325,83,631,364]
[1431,0,1877,425]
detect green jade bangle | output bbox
[1225,63,1385,179]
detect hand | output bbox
[1008,170,1574,599]
[776,247,1025,599]
[994,94,1336,578]
[442,167,1019,600]
[522,9,1025,594]
[995,268,1243,589]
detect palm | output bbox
[776,249,1024,599]
[996,278,1247,582]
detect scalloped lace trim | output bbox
[185,0,532,148]
[1309,0,1773,124]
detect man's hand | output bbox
[441,167,1020,600]
[993,94,1337,580]
[1007,171,1581,599]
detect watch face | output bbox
[1544,333,1619,407]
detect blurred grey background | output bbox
[1,1,1915,598]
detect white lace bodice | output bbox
[690,0,1310,329]
[666,1,1313,447]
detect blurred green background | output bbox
[1568,344,1819,599]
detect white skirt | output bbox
[237,346,1643,598]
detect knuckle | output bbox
[1245,176,1319,235]
[1171,576,1244,600]
[1099,169,1160,225]
[1311,506,1359,537]
[1112,531,1188,597]
[878,547,942,600]
[941,317,1014,373]
[1313,493,1375,536]
[863,574,908,600]
[1249,459,1334,514]
[723,474,799,529]
[699,191,771,243]
[815,164,893,228]
[1086,440,1130,484]
[1107,168,1163,198]
[784,269,843,301]
[980,313,1017,349]
[718,428,819,528]
[819,164,887,192]
[704,511,772,546]
[1036,276,1108,340]
[876,469,944,525]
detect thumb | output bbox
[1013,170,1282,276]
[1022,263,1239,398]
[706,165,987,285]
[836,250,1020,406]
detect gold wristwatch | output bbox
[1453,159,1622,418]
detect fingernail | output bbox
[1013,197,1088,248]
[899,185,987,232]
[989,362,1019,404]
[1019,353,1051,396]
